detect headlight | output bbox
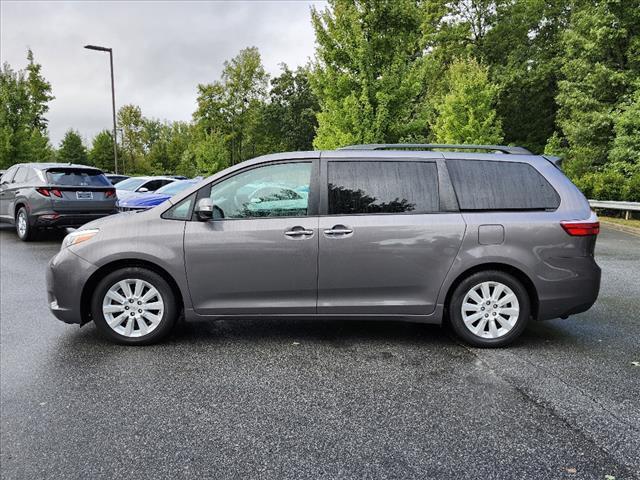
[63,228,100,249]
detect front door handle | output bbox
[323,225,353,236]
[284,226,314,238]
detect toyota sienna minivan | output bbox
[46,144,601,347]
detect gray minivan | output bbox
[46,144,601,347]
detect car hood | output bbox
[119,193,171,207]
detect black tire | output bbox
[91,267,178,345]
[15,206,36,241]
[448,270,530,348]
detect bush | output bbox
[592,171,626,200]
[573,173,597,199]
[623,173,640,202]
[574,171,627,200]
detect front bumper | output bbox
[35,211,115,228]
[46,248,97,324]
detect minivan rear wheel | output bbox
[91,268,178,345]
[449,270,530,348]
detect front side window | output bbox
[208,162,312,219]
[328,161,439,215]
[12,167,27,183]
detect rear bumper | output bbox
[34,211,115,228]
[46,248,97,324]
[536,256,601,320]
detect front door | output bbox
[317,158,466,315]
[184,160,319,315]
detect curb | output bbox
[599,219,640,237]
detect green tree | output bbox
[176,128,228,177]
[0,50,54,167]
[549,0,640,179]
[117,104,149,174]
[257,65,319,153]
[432,57,503,144]
[310,0,429,149]
[89,130,117,172]
[25,49,54,132]
[58,130,88,165]
[194,47,269,164]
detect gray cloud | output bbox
[0,0,325,145]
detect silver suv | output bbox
[0,163,116,241]
[46,145,601,347]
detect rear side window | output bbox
[446,160,560,211]
[328,161,439,215]
[46,169,111,187]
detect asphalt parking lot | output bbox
[1,224,639,480]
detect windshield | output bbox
[46,169,111,187]
[115,177,148,191]
[155,180,196,195]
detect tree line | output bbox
[1,0,638,201]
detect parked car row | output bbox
[0,163,196,241]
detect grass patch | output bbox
[599,216,640,230]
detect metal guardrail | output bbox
[589,200,640,220]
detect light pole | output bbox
[84,44,118,174]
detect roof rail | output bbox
[338,143,533,155]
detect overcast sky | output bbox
[1,0,324,145]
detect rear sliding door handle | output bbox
[323,225,353,236]
[284,227,314,238]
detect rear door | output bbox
[45,168,115,213]
[317,157,466,315]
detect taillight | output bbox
[105,189,116,198]
[561,221,600,236]
[36,187,62,198]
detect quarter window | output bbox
[208,162,312,219]
[446,160,560,211]
[327,161,439,215]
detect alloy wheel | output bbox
[102,279,165,338]
[17,211,27,237]
[461,281,520,339]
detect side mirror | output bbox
[138,187,149,193]
[195,197,214,221]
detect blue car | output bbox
[117,179,199,212]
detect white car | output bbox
[115,176,176,201]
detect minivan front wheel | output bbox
[91,268,178,345]
[449,271,530,347]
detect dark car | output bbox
[117,179,200,212]
[0,163,116,241]
[47,144,601,347]
[105,174,130,185]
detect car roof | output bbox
[14,163,103,171]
